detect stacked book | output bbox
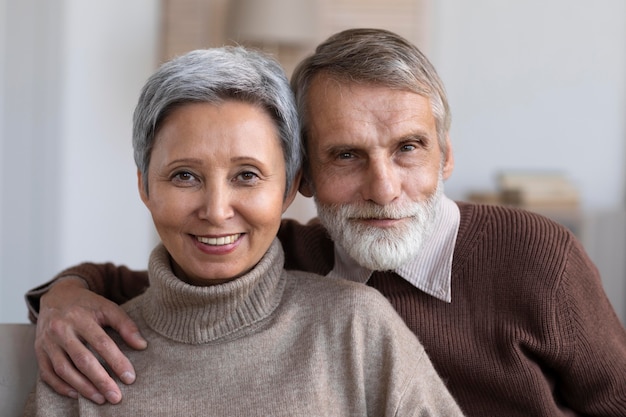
[497,171,580,209]
[466,171,582,235]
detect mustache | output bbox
[320,201,426,220]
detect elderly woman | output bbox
[24,47,464,416]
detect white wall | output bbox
[59,1,159,270]
[1,0,65,323]
[0,0,159,323]
[0,1,5,244]
[433,0,626,210]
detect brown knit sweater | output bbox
[27,202,626,416]
[24,239,465,416]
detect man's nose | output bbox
[361,158,401,205]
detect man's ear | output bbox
[298,174,314,198]
[138,170,149,205]
[442,134,454,180]
[282,170,302,213]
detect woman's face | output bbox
[139,101,296,286]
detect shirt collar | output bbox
[326,196,460,303]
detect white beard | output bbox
[315,177,443,271]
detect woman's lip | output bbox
[191,233,243,256]
[195,233,241,246]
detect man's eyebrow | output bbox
[320,143,361,155]
[400,132,432,145]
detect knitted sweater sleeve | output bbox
[555,236,626,415]
[25,262,149,322]
[450,202,626,415]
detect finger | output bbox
[35,281,129,404]
[35,319,102,402]
[35,348,79,400]
[39,305,120,403]
[63,330,123,404]
[90,304,146,385]
[100,303,147,352]
[81,323,137,386]
[41,342,107,404]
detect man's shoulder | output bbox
[456,200,574,235]
[453,200,578,263]
[278,218,335,275]
[278,217,326,235]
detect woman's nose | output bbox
[198,183,234,223]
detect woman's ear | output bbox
[282,170,303,213]
[138,170,149,205]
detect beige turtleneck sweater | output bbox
[24,239,464,416]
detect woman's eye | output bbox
[172,171,198,184]
[237,171,259,182]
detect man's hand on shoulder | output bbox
[35,277,147,404]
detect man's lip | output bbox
[353,218,403,227]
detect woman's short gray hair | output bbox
[291,28,451,159]
[133,46,301,197]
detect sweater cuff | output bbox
[25,276,88,323]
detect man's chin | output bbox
[341,236,421,271]
[351,256,407,272]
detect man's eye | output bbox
[338,152,354,160]
[400,144,416,152]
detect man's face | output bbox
[301,75,454,270]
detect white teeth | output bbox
[196,234,240,246]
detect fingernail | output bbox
[68,390,78,399]
[134,333,148,349]
[120,371,136,384]
[91,393,106,404]
[105,391,121,404]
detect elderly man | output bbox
[27,28,626,416]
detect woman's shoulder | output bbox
[286,269,377,293]
[282,271,427,359]
[283,270,402,319]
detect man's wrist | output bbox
[41,276,90,306]
[26,275,89,323]
[53,275,89,290]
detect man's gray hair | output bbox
[133,46,302,197]
[291,28,451,159]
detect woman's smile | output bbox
[191,233,243,257]
[195,233,241,246]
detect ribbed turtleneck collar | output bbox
[141,239,286,344]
